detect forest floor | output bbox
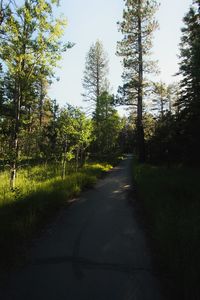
[0,155,163,300]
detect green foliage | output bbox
[146,113,180,164]
[0,0,71,188]
[175,1,200,164]
[151,82,169,117]
[92,91,122,157]
[133,160,200,299]
[53,104,94,173]
[0,0,67,77]
[82,41,123,160]
[178,1,200,113]
[118,115,136,153]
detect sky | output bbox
[49,0,193,111]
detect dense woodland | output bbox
[0,1,131,189]
[0,0,199,186]
[117,0,200,166]
[0,0,200,298]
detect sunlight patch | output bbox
[124,185,131,188]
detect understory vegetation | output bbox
[0,162,112,268]
[133,161,200,299]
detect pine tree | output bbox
[117,0,159,162]
[92,91,122,156]
[0,0,12,26]
[152,82,168,118]
[178,0,200,113]
[177,0,200,163]
[82,40,109,110]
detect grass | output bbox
[0,162,112,269]
[133,160,200,300]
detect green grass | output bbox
[0,162,112,269]
[133,160,200,299]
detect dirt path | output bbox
[1,155,163,300]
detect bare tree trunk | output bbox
[62,158,66,179]
[169,95,172,113]
[39,80,43,127]
[76,147,79,172]
[10,80,20,190]
[10,12,27,189]
[137,0,145,163]
[161,97,164,118]
[62,139,67,179]
[95,60,101,153]
[105,98,109,153]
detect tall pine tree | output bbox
[117,0,159,162]
[178,0,200,113]
[177,0,200,163]
[82,40,109,110]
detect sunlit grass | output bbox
[133,160,200,298]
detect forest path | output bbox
[1,155,163,300]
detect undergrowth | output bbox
[133,160,200,299]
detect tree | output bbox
[92,91,122,157]
[0,0,69,189]
[117,0,159,162]
[167,83,180,114]
[57,105,93,176]
[176,0,200,163]
[152,82,169,118]
[82,40,109,111]
[178,0,200,113]
[0,0,13,26]
[119,115,136,154]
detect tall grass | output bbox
[0,162,112,269]
[133,160,200,299]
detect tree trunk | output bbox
[169,95,172,113]
[39,80,43,127]
[62,158,66,179]
[10,162,17,190]
[137,0,145,163]
[105,98,109,153]
[10,12,28,189]
[10,80,20,190]
[161,97,164,118]
[62,140,67,179]
[76,147,79,172]
[80,147,85,167]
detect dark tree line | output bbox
[147,0,200,165]
[117,0,200,166]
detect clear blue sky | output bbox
[49,0,193,110]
